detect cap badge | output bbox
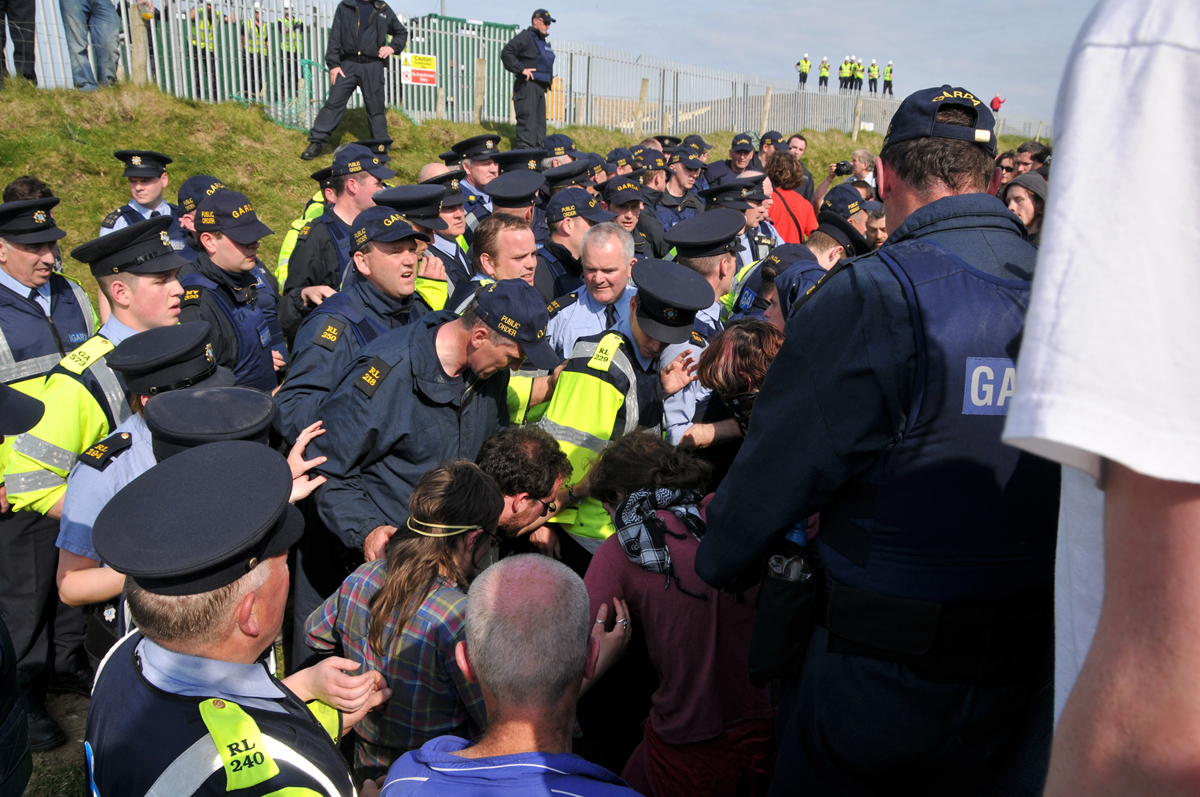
[131,155,142,166]
[376,144,385,152]
[485,140,494,149]
[205,343,214,363]
[528,160,537,170]
[450,179,460,190]
[741,188,748,197]
[663,307,678,321]
[32,210,47,224]
[159,231,171,246]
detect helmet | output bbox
[871,59,876,64]
[804,53,808,58]
[888,61,893,65]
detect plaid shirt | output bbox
[305,560,486,773]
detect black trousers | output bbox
[513,78,547,150]
[0,0,36,83]
[819,76,828,90]
[869,78,878,93]
[798,72,808,88]
[309,58,388,144]
[0,508,86,708]
[289,498,358,671]
[883,80,893,96]
[768,625,1052,797]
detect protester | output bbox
[1015,140,1051,174]
[864,204,888,250]
[764,151,817,243]
[379,553,635,796]
[995,149,1017,186]
[584,431,774,796]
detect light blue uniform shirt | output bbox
[97,198,174,235]
[0,267,50,314]
[459,178,493,214]
[661,301,724,445]
[97,314,140,346]
[57,413,156,560]
[547,284,636,359]
[136,636,289,714]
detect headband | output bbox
[406,517,480,538]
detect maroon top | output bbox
[584,494,774,745]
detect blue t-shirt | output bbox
[356,0,374,49]
[380,736,637,796]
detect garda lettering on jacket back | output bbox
[962,357,1015,415]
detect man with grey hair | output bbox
[547,221,636,358]
[379,553,637,795]
[534,187,616,302]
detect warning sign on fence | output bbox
[400,53,437,85]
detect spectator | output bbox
[305,461,504,780]
[786,134,816,201]
[0,0,36,85]
[995,150,1017,187]
[1015,140,1051,174]
[584,431,775,797]
[1002,172,1048,246]
[380,553,635,796]
[865,204,888,250]
[813,148,875,210]
[765,151,818,243]
[58,0,118,90]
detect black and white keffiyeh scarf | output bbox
[615,487,708,599]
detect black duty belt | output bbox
[814,580,1052,685]
[342,54,381,63]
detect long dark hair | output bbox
[367,461,503,656]
[586,432,710,507]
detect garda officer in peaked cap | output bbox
[697,85,1059,795]
[100,150,186,252]
[85,441,389,797]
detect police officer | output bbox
[542,160,597,198]
[276,166,333,288]
[698,175,777,267]
[175,174,228,263]
[473,169,546,226]
[371,184,462,312]
[501,9,555,149]
[275,207,429,443]
[99,151,185,252]
[85,441,389,797]
[600,176,660,259]
[535,187,615,302]
[55,323,236,663]
[696,85,1059,795]
[542,133,580,168]
[177,190,280,392]
[447,135,502,246]
[703,134,756,188]
[418,169,473,284]
[546,220,636,359]
[821,182,871,237]
[796,53,811,89]
[446,206,540,316]
[819,57,830,92]
[300,0,407,159]
[654,149,705,231]
[883,61,894,96]
[538,260,712,564]
[657,209,744,448]
[281,145,394,339]
[307,279,560,561]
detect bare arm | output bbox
[1045,462,1200,796]
[677,418,742,450]
[57,549,125,607]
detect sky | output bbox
[402,0,1100,122]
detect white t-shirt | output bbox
[1002,0,1200,724]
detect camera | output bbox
[834,160,853,176]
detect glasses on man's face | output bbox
[535,497,557,517]
[481,528,504,548]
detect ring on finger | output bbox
[620,618,628,628]
[595,619,605,624]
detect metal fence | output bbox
[12,0,1054,141]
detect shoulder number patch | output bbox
[354,356,393,398]
[588,333,623,373]
[100,210,121,229]
[181,286,204,307]
[313,317,346,351]
[546,292,579,319]
[690,330,705,346]
[78,432,133,471]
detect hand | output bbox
[288,421,328,503]
[0,484,8,514]
[291,657,390,712]
[364,525,398,561]
[659,349,697,396]
[827,162,838,180]
[592,599,632,678]
[272,349,286,371]
[330,66,345,85]
[300,284,336,308]
[418,253,446,281]
[522,67,535,80]
[377,45,394,59]
[360,776,386,797]
[527,525,560,559]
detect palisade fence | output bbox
[17,0,1053,141]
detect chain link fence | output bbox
[12,0,1054,141]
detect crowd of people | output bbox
[795,55,893,95]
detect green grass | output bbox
[0,79,1030,297]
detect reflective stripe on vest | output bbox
[2,468,66,494]
[0,277,94,384]
[13,433,79,472]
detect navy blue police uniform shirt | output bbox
[275,280,425,443]
[695,193,1040,588]
[306,311,510,550]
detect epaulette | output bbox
[313,316,346,351]
[354,356,393,398]
[690,330,705,346]
[546,292,578,318]
[180,284,205,308]
[100,210,122,229]
[78,431,133,471]
[297,224,313,240]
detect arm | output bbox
[324,5,343,70]
[274,314,354,443]
[695,262,914,587]
[499,31,527,76]
[178,296,236,370]
[57,549,125,607]
[678,419,742,450]
[384,12,406,54]
[812,163,837,212]
[1045,465,1200,796]
[280,227,337,340]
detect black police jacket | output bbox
[279,213,353,341]
[500,28,550,85]
[324,0,407,69]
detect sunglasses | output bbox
[999,165,1014,173]
[535,497,557,517]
